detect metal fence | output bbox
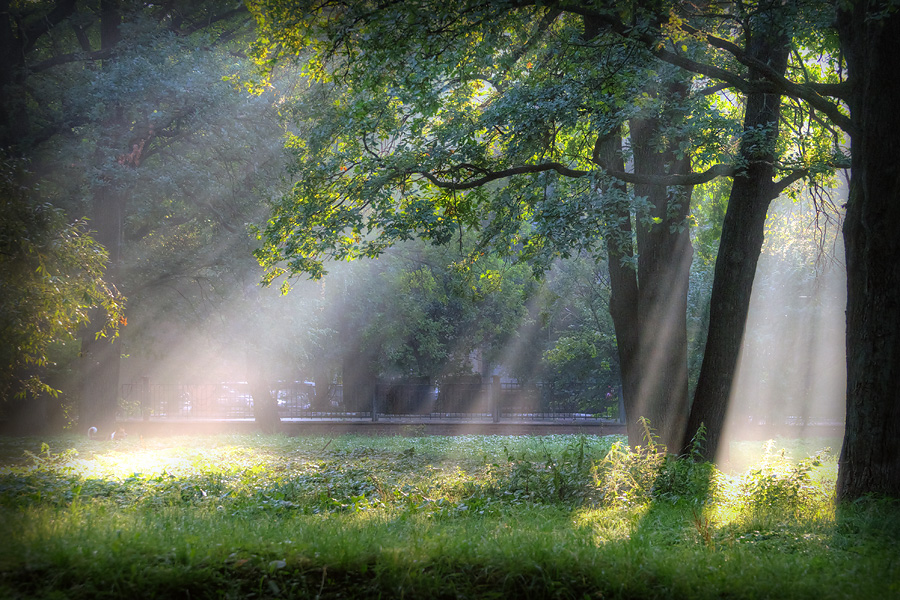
[119,378,623,423]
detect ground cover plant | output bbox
[0,432,897,599]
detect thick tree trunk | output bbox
[627,119,693,451]
[683,19,790,460]
[80,178,124,431]
[598,130,641,442]
[79,0,124,431]
[341,348,377,413]
[79,317,122,430]
[836,4,900,500]
[313,368,332,411]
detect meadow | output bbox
[0,431,897,599]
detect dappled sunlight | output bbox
[1,437,292,485]
[572,504,649,543]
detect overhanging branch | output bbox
[31,48,113,72]
[771,168,809,198]
[413,160,737,190]
[414,162,588,189]
[676,25,854,134]
[19,0,77,55]
[606,162,736,186]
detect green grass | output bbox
[0,433,897,599]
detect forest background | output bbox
[0,0,896,501]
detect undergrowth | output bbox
[0,430,896,599]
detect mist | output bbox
[721,192,846,455]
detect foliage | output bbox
[246,0,846,281]
[541,255,621,400]
[592,420,668,507]
[4,1,303,398]
[248,1,725,280]
[588,418,719,507]
[349,239,536,380]
[652,425,720,504]
[0,156,123,403]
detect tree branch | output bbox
[677,25,854,133]
[603,162,737,186]
[19,0,78,55]
[414,162,589,189]
[771,168,809,198]
[173,6,249,36]
[414,159,737,190]
[653,47,756,94]
[547,2,854,134]
[30,48,113,72]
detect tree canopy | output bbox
[247,0,847,450]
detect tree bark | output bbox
[682,15,790,460]
[79,0,124,431]
[249,363,280,434]
[628,88,694,451]
[598,130,641,442]
[836,3,900,500]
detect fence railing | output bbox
[119,378,623,423]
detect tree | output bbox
[834,2,900,500]
[622,0,897,497]
[678,2,795,458]
[3,0,307,430]
[0,155,123,429]
[249,0,746,448]
[4,1,316,432]
[310,236,536,387]
[554,0,898,496]
[0,0,78,150]
[541,254,621,410]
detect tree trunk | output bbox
[597,130,641,444]
[836,4,900,500]
[249,363,280,434]
[629,107,693,451]
[313,368,332,411]
[79,182,124,430]
[79,0,124,432]
[683,17,790,460]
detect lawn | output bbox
[0,432,897,599]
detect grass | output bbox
[0,432,897,599]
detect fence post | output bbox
[617,385,626,424]
[371,384,379,422]
[140,377,150,420]
[491,376,501,423]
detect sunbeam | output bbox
[720,194,846,463]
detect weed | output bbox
[739,440,831,520]
[691,507,715,548]
[591,418,667,506]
